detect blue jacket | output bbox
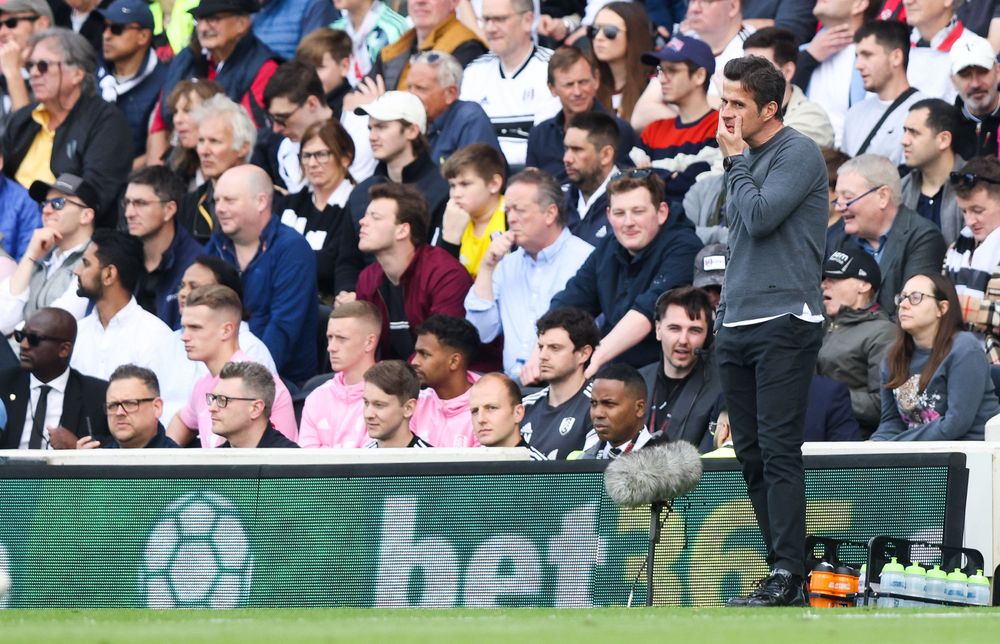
[428,100,501,168]
[0,175,40,260]
[803,376,862,442]
[564,184,610,246]
[136,224,205,329]
[98,50,169,157]
[551,209,703,367]
[252,0,339,60]
[207,215,318,384]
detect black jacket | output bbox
[2,93,133,228]
[638,352,723,453]
[953,95,1000,160]
[0,366,110,449]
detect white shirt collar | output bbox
[29,366,71,395]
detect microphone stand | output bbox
[646,500,672,607]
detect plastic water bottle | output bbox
[903,562,926,608]
[511,358,526,381]
[856,564,868,607]
[945,568,969,605]
[924,565,948,604]
[878,557,906,608]
[967,569,991,606]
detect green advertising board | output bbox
[0,454,965,609]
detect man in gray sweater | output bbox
[715,56,828,607]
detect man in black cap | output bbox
[155,0,280,132]
[816,246,896,437]
[0,173,97,334]
[693,242,726,311]
[96,0,168,163]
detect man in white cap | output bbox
[951,33,1000,159]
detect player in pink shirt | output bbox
[298,301,382,448]
[167,285,297,447]
[409,315,481,448]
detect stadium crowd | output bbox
[3,0,1000,454]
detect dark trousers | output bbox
[716,315,823,577]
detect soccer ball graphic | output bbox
[139,492,253,608]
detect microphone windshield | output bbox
[604,441,703,507]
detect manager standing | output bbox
[715,57,828,607]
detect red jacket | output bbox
[356,245,473,359]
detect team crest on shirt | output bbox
[523,88,534,102]
[521,422,533,442]
[558,417,575,436]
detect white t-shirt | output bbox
[806,43,856,149]
[841,90,926,166]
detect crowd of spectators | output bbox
[3,0,1000,454]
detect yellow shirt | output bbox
[459,198,506,278]
[14,105,56,190]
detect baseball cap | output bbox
[950,33,997,75]
[0,0,54,22]
[693,243,727,289]
[29,174,99,210]
[98,0,154,29]
[189,0,259,19]
[354,91,427,134]
[641,35,715,77]
[823,247,881,291]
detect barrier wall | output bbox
[0,454,967,608]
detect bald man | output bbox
[0,307,110,449]
[205,165,319,384]
[469,373,546,460]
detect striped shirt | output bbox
[517,438,548,461]
[365,433,433,448]
[641,110,719,162]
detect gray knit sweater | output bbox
[718,126,828,325]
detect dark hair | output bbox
[442,143,507,188]
[108,363,160,395]
[300,119,356,184]
[127,165,186,206]
[654,286,714,324]
[566,111,620,157]
[593,363,647,402]
[91,229,145,293]
[415,314,480,363]
[507,167,566,226]
[743,27,798,67]
[165,78,225,180]
[547,45,596,85]
[191,255,245,305]
[854,19,911,70]
[954,156,1000,200]
[723,56,785,121]
[536,307,600,352]
[264,59,324,108]
[477,372,523,408]
[908,98,959,141]
[368,182,430,246]
[364,360,421,405]
[295,27,352,66]
[591,1,652,121]
[885,273,963,391]
[822,147,851,190]
[607,170,666,209]
[219,361,276,415]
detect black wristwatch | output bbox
[723,155,742,171]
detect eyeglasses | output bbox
[104,22,143,36]
[13,329,69,346]
[410,51,445,65]
[477,11,527,27]
[269,103,302,127]
[893,291,940,307]
[41,196,87,210]
[301,149,334,163]
[105,398,156,414]
[949,172,1000,190]
[832,185,884,210]
[206,393,259,408]
[24,59,61,75]
[1,15,39,29]
[122,197,168,210]
[587,24,622,40]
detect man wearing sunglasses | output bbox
[95,0,166,165]
[76,363,177,449]
[0,306,110,449]
[0,0,52,135]
[0,173,94,336]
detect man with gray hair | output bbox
[459,0,559,168]
[465,168,594,377]
[1,27,132,228]
[177,94,256,243]
[830,153,947,318]
[0,0,53,134]
[406,50,499,166]
[211,361,299,448]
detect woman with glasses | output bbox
[872,273,1000,441]
[587,1,652,122]
[280,119,357,302]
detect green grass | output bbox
[0,608,998,643]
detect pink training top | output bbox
[411,372,482,448]
[179,350,298,448]
[298,372,368,448]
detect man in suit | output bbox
[831,154,947,318]
[0,307,109,449]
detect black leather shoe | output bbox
[727,570,806,607]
